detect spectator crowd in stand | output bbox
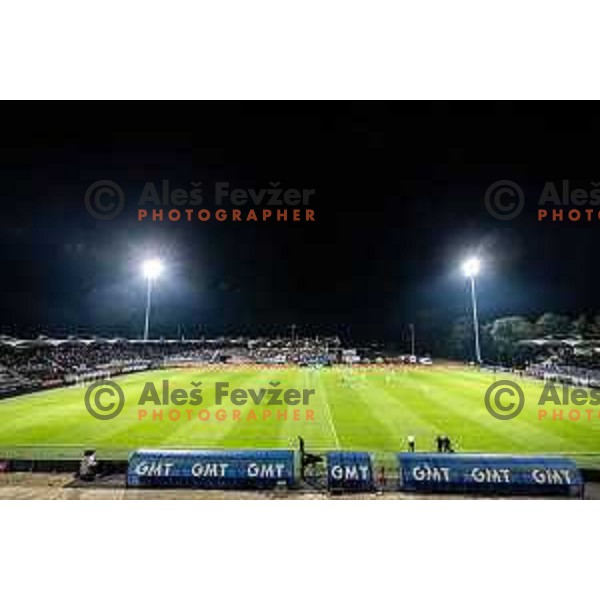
[0,336,342,398]
[525,363,600,388]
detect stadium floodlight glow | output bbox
[142,259,163,281]
[142,259,163,341]
[462,257,481,278]
[462,257,482,364]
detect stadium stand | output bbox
[0,336,342,398]
[526,363,600,388]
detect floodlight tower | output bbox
[142,259,163,341]
[462,257,482,364]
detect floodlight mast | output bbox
[462,258,482,364]
[142,260,163,341]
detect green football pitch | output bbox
[1,365,599,463]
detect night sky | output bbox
[1,102,599,346]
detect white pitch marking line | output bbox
[320,383,341,450]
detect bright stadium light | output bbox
[142,259,163,341]
[142,259,163,281]
[462,257,482,364]
[462,257,481,278]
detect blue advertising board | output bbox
[398,453,582,496]
[128,449,295,489]
[327,451,374,491]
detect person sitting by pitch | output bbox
[78,449,98,482]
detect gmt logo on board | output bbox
[134,460,289,479]
[409,464,577,486]
[127,449,295,489]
